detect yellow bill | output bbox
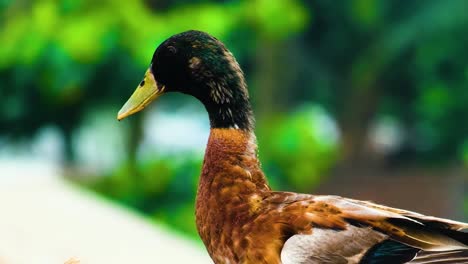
[117,67,164,121]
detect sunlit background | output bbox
[1,0,467,263]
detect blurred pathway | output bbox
[0,159,211,264]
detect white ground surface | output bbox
[0,159,212,264]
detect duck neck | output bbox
[203,96,255,131]
[195,50,255,131]
[199,128,270,200]
[195,128,270,256]
[195,53,268,196]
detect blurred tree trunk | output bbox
[127,112,144,187]
[335,43,386,170]
[59,107,80,166]
[337,81,381,170]
[253,37,287,121]
[62,124,75,165]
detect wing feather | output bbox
[411,250,468,263]
[281,225,387,264]
[312,196,468,252]
[272,193,468,264]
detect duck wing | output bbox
[269,193,468,264]
[410,250,468,263]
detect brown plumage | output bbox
[117,30,468,264]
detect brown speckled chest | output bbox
[194,129,340,264]
[196,129,282,263]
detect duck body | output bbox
[117,30,468,264]
[197,128,468,264]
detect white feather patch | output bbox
[281,225,387,264]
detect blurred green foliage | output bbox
[4,0,310,237]
[0,0,309,160]
[258,105,338,191]
[1,0,468,237]
[91,155,203,237]
[0,0,307,67]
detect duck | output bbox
[117,30,468,264]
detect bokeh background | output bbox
[1,0,467,263]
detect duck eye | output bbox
[167,46,177,54]
[139,80,145,87]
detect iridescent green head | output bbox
[118,30,253,130]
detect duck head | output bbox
[117,30,253,131]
